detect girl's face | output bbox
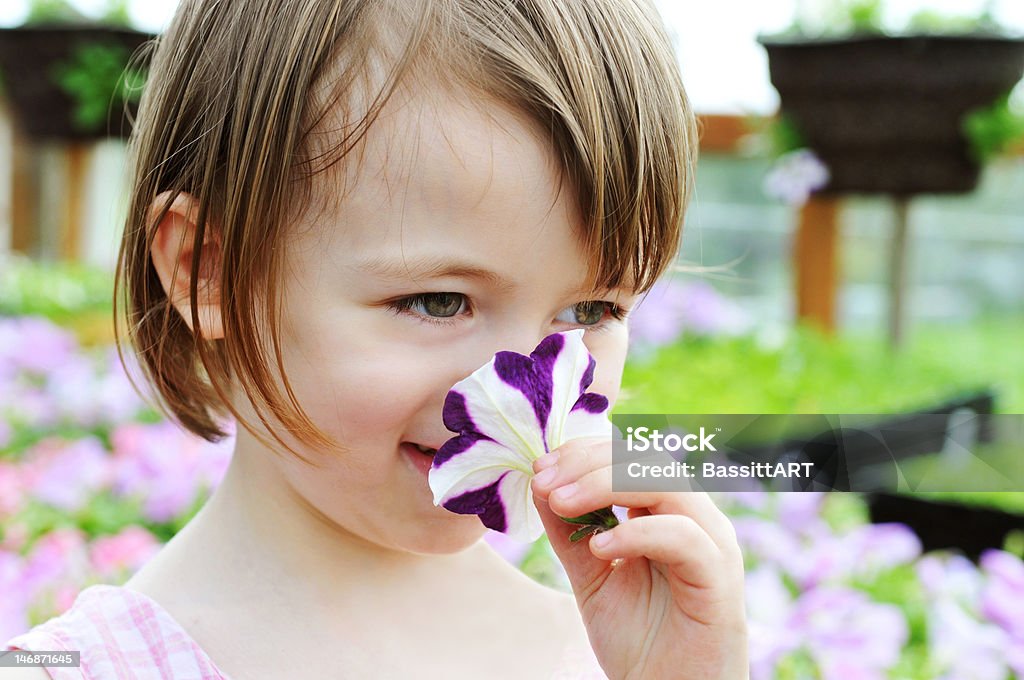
[248,84,637,555]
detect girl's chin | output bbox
[405,516,489,555]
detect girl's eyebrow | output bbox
[356,255,633,300]
[356,255,517,293]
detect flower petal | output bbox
[429,330,610,541]
[430,437,528,505]
[494,469,545,543]
[542,330,607,451]
[445,369,547,459]
[434,465,542,542]
[564,399,613,441]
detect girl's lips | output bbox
[401,442,435,475]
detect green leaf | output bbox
[51,42,149,133]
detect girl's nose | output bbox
[456,325,554,383]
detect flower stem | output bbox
[559,506,619,543]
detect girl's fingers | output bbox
[532,460,740,556]
[532,436,608,476]
[587,513,725,590]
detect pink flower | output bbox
[20,528,90,605]
[89,526,161,579]
[0,522,29,553]
[0,462,22,520]
[0,549,29,642]
[21,437,111,512]
[111,421,234,522]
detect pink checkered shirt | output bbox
[5,584,607,678]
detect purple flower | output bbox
[792,587,908,674]
[736,510,920,590]
[763,148,830,205]
[482,530,531,567]
[94,348,149,423]
[428,330,614,542]
[846,523,921,577]
[745,565,799,680]
[775,492,827,533]
[0,317,78,377]
[721,491,771,512]
[916,553,983,606]
[734,516,804,569]
[627,279,750,350]
[929,599,1010,680]
[979,549,1024,639]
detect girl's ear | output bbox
[149,191,225,340]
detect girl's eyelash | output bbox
[386,294,629,330]
[386,294,467,327]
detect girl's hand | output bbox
[531,437,749,680]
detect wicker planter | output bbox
[0,25,153,141]
[760,34,1024,196]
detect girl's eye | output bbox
[388,295,627,329]
[388,293,468,322]
[555,301,626,327]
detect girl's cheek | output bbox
[586,330,629,405]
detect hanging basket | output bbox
[0,25,154,142]
[760,34,1024,196]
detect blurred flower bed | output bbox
[0,313,233,642]
[2,258,1024,678]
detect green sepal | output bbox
[561,506,619,542]
[569,525,601,542]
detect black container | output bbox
[760,34,1024,195]
[868,493,1024,560]
[0,26,153,141]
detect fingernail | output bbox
[591,532,613,549]
[551,482,578,502]
[533,466,559,488]
[535,452,559,471]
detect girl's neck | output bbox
[130,434,517,626]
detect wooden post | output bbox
[794,196,840,332]
[0,102,10,256]
[888,197,911,349]
[10,130,36,255]
[61,143,88,261]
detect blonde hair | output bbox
[115,0,698,459]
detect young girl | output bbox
[4,0,748,677]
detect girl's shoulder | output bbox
[3,584,228,680]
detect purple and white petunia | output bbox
[428,329,614,543]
